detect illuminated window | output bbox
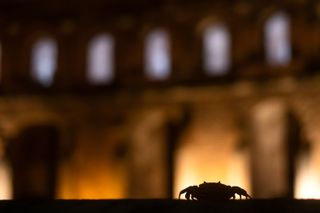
[203,23,231,75]
[264,12,291,66]
[87,34,114,84]
[31,37,57,87]
[145,29,171,80]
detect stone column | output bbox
[250,100,289,198]
[128,110,168,198]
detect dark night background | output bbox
[0,2,318,210]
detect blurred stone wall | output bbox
[0,0,318,199]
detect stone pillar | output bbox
[128,110,168,198]
[250,100,288,198]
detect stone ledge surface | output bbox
[0,199,319,213]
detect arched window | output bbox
[144,29,171,80]
[203,23,231,75]
[31,37,57,87]
[264,12,291,66]
[87,34,114,84]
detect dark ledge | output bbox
[0,199,319,213]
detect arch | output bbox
[31,37,58,87]
[87,34,114,85]
[174,107,250,199]
[264,12,291,66]
[203,23,231,75]
[144,29,171,80]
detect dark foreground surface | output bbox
[0,199,319,213]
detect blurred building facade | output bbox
[0,0,319,199]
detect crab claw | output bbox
[179,185,198,200]
[231,186,252,199]
[178,190,185,199]
[179,186,190,199]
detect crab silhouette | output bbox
[179,181,252,201]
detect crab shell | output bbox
[179,181,252,201]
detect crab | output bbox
[179,181,252,201]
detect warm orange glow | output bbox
[0,160,12,199]
[0,141,12,199]
[174,113,250,199]
[56,128,128,199]
[57,162,127,199]
[295,153,320,199]
[295,174,320,199]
